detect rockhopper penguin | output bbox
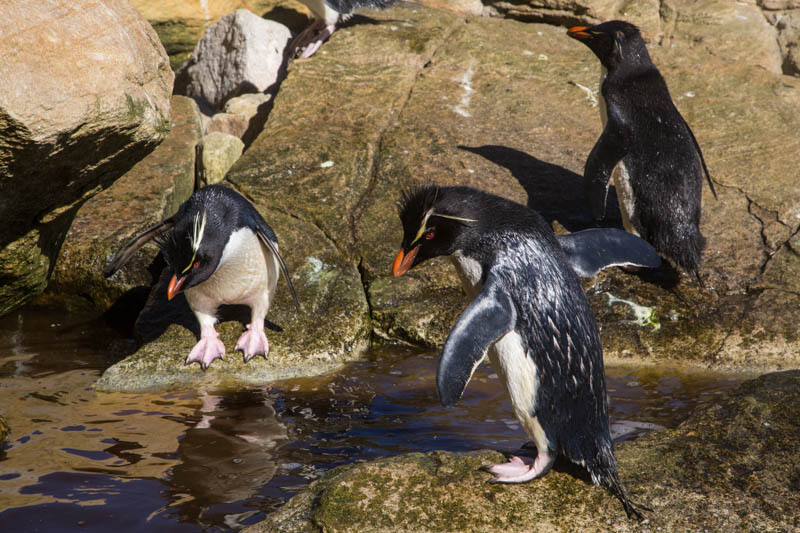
[292,0,397,58]
[567,20,717,279]
[104,185,300,370]
[393,185,658,519]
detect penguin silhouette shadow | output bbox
[459,145,612,232]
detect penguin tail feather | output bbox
[604,472,651,521]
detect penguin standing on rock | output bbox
[292,0,397,58]
[567,21,717,279]
[104,185,300,370]
[393,185,657,519]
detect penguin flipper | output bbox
[437,275,516,406]
[255,231,301,312]
[103,217,175,278]
[556,228,661,278]
[585,122,628,220]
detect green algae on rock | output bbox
[247,370,800,532]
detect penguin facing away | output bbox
[392,185,655,519]
[291,0,397,58]
[104,185,300,370]
[567,20,717,279]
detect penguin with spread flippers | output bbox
[392,185,657,519]
[291,0,397,58]
[567,20,716,279]
[104,185,299,370]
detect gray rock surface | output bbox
[0,0,173,317]
[174,9,292,111]
[249,370,800,532]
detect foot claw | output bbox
[236,323,269,363]
[482,453,554,484]
[185,328,226,370]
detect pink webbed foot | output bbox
[290,21,336,58]
[235,321,269,363]
[481,452,555,484]
[185,326,226,370]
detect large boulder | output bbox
[43,95,202,312]
[130,0,310,70]
[249,370,800,532]
[174,9,292,112]
[0,0,173,317]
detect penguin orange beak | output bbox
[167,274,187,300]
[392,247,419,277]
[567,26,591,39]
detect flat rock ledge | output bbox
[249,370,800,532]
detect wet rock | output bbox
[206,112,250,138]
[0,0,173,317]
[43,96,202,313]
[174,9,292,111]
[248,370,800,532]
[198,132,245,186]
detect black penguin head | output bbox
[392,185,481,276]
[567,20,649,70]
[158,208,226,300]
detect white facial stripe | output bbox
[411,210,477,246]
[183,210,207,273]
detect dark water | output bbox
[0,309,748,532]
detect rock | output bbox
[248,370,800,532]
[129,0,310,70]
[224,93,273,120]
[174,9,292,112]
[198,131,245,186]
[0,0,173,317]
[206,112,250,138]
[482,0,620,26]
[0,414,8,446]
[42,96,202,313]
[762,8,800,76]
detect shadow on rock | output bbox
[459,145,624,232]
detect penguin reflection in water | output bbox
[105,185,300,369]
[568,21,717,279]
[393,185,659,519]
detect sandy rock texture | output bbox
[0,0,173,317]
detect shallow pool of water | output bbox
[0,309,747,531]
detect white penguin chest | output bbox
[186,228,279,313]
[449,252,545,445]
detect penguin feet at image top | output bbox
[104,185,300,370]
[567,20,717,280]
[392,185,657,519]
[291,0,397,58]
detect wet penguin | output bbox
[292,0,397,58]
[104,185,300,369]
[392,185,656,519]
[567,20,717,278]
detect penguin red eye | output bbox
[424,231,435,240]
[193,261,200,269]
